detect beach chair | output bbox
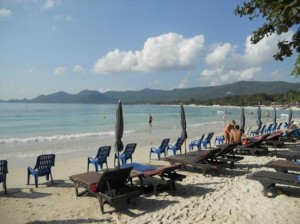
[246,170,300,197]
[250,126,261,136]
[264,123,273,134]
[189,134,205,151]
[202,132,214,149]
[212,143,243,167]
[0,160,8,194]
[276,150,300,161]
[69,167,140,213]
[259,124,267,135]
[121,163,186,195]
[149,138,170,160]
[114,143,136,166]
[276,122,282,131]
[271,123,277,133]
[163,148,224,175]
[215,135,225,145]
[27,154,55,188]
[168,137,184,155]
[265,160,300,173]
[244,127,252,137]
[87,146,111,172]
[235,134,270,155]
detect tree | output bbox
[234,0,300,76]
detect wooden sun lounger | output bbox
[276,150,300,161]
[246,170,300,197]
[265,160,300,173]
[235,134,270,155]
[163,148,225,175]
[212,143,244,167]
[69,167,140,213]
[121,163,186,195]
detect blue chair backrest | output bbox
[95,146,111,162]
[160,138,170,153]
[0,160,8,183]
[123,143,136,159]
[277,122,282,130]
[175,137,184,149]
[206,132,214,142]
[34,154,55,176]
[198,134,205,143]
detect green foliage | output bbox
[193,90,300,106]
[234,0,300,75]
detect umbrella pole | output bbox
[117,150,120,169]
[184,140,187,155]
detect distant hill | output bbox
[2,81,300,104]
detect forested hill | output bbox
[4,81,300,104]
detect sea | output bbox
[0,103,298,168]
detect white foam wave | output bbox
[189,121,221,127]
[0,130,134,144]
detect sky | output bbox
[0,0,298,100]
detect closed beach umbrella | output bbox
[288,108,293,126]
[240,107,245,133]
[256,102,262,128]
[273,107,277,126]
[115,100,124,169]
[180,103,188,154]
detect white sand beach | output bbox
[1,142,300,224]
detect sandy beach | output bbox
[1,140,300,224]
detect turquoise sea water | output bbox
[0,103,298,165]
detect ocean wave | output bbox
[189,121,222,127]
[0,130,134,144]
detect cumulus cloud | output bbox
[73,65,84,73]
[242,31,294,65]
[0,8,11,18]
[42,0,60,10]
[199,31,294,85]
[200,66,261,85]
[177,72,191,89]
[93,32,205,74]
[205,43,233,65]
[54,67,65,75]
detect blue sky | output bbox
[0,0,298,100]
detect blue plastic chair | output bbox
[189,134,205,151]
[149,138,170,160]
[276,122,282,131]
[0,160,8,194]
[202,132,214,149]
[88,146,111,172]
[168,137,185,155]
[215,135,225,145]
[259,124,266,135]
[264,123,273,133]
[114,143,136,166]
[250,126,261,136]
[27,154,55,188]
[271,123,277,133]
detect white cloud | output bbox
[242,31,294,65]
[42,0,60,10]
[93,32,205,74]
[200,66,261,86]
[73,65,84,73]
[0,8,12,18]
[177,72,191,89]
[205,43,233,65]
[25,68,35,74]
[199,32,294,85]
[54,67,65,75]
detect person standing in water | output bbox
[148,114,153,126]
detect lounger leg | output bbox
[99,197,104,213]
[3,181,7,195]
[27,169,30,185]
[34,174,38,188]
[87,159,90,172]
